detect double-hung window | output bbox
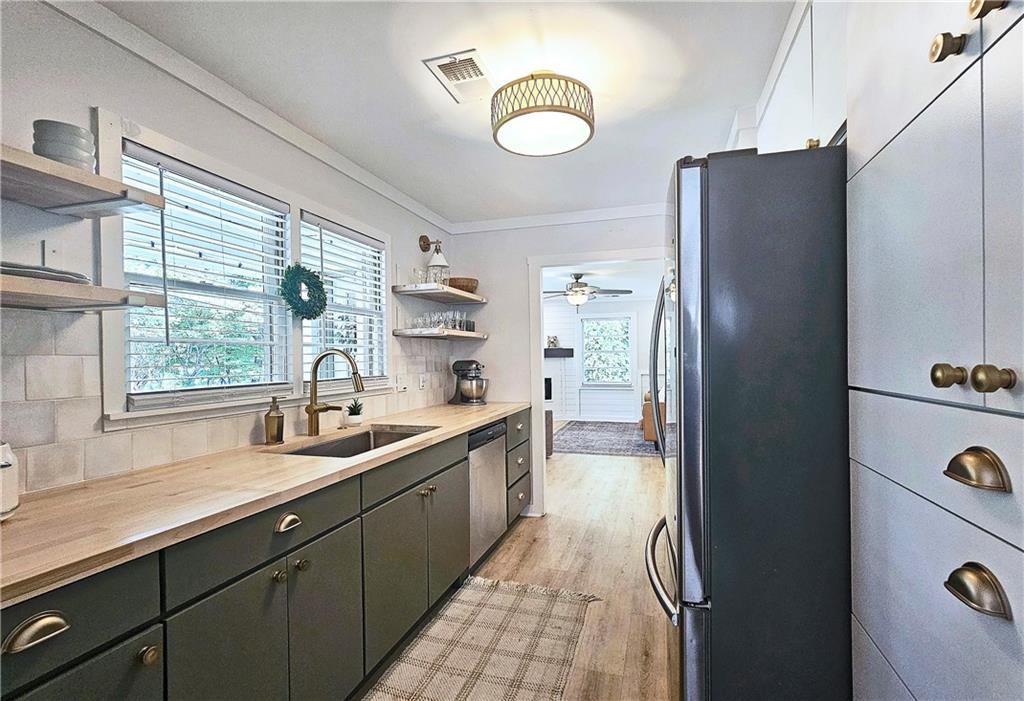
[581,316,633,385]
[300,212,387,387]
[121,141,291,408]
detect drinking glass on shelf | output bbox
[411,268,427,284]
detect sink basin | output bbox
[287,425,438,458]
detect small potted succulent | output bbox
[345,397,364,427]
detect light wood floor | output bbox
[476,451,669,700]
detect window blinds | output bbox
[121,141,291,406]
[300,212,387,387]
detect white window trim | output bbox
[95,108,396,427]
[577,311,637,389]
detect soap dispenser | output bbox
[264,397,284,445]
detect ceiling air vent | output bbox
[423,49,493,104]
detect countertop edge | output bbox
[1,402,530,607]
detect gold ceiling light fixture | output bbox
[490,70,595,157]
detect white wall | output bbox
[450,216,667,405]
[543,298,660,422]
[0,2,455,492]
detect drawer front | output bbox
[851,616,912,701]
[361,435,467,509]
[15,625,163,701]
[850,391,1023,548]
[1,555,160,695]
[506,409,531,450]
[507,472,531,525]
[506,440,530,487]
[847,1,980,176]
[163,478,359,609]
[852,462,1024,700]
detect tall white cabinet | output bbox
[848,4,1024,698]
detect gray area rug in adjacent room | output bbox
[552,420,658,457]
[365,576,599,701]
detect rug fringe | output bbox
[466,575,602,603]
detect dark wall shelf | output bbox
[544,348,574,358]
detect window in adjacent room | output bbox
[300,211,387,388]
[581,316,632,385]
[121,141,290,407]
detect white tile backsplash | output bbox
[26,441,84,491]
[25,355,84,400]
[2,306,454,494]
[2,356,26,402]
[55,397,103,441]
[1,400,56,447]
[84,432,133,480]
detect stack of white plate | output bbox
[32,120,96,172]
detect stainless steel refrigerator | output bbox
[645,146,851,700]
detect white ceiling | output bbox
[543,258,664,302]
[104,2,791,225]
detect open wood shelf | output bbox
[392,328,488,341]
[1,144,164,218]
[391,283,486,304]
[0,274,166,312]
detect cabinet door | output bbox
[982,21,1023,413]
[362,485,428,672]
[16,626,163,701]
[427,460,470,606]
[166,560,289,701]
[288,519,363,701]
[758,9,813,153]
[811,0,847,145]
[847,2,980,176]
[848,61,984,405]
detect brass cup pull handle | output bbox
[931,363,968,388]
[970,364,1018,393]
[944,562,1012,619]
[272,569,288,584]
[138,645,160,667]
[929,32,968,63]
[968,0,1007,20]
[294,558,311,571]
[944,447,1012,492]
[1,611,71,654]
[516,457,525,465]
[274,512,303,533]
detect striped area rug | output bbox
[365,576,599,701]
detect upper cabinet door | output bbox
[980,0,1024,51]
[847,2,980,177]
[811,1,848,145]
[848,62,984,405]
[982,21,1024,413]
[758,10,813,153]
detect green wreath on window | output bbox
[280,264,327,320]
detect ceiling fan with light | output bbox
[543,273,632,306]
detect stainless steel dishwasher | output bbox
[468,421,507,565]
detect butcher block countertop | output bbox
[0,401,529,607]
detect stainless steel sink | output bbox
[287,424,437,458]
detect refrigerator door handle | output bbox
[649,278,667,462]
[645,516,679,626]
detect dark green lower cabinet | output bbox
[166,559,290,701]
[362,485,429,672]
[15,625,163,701]
[428,460,470,605]
[287,519,363,700]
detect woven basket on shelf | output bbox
[448,277,479,293]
